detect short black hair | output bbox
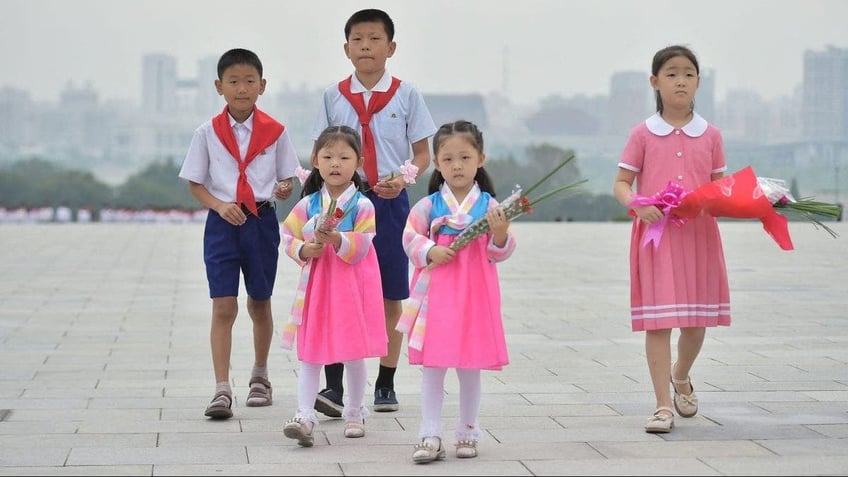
[217,48,263,79]
[344,9,395,41]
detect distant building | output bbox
[195,55,222,117]
[802,46,848,141]
[0,87,36,150]
[606,71,650,137]
[717,89,769,145]
[695,68,716,122]
[142,53,178,114]
[423,93,488,130]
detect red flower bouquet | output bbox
[670,166,840,251]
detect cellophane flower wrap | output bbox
[316,198,346,234]
[664,165,840,251]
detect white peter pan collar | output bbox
[645,112,708,137]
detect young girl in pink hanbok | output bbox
[279,126,387,447]
[397,120,516,464]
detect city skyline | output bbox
[3,0,848,106]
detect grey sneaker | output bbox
[314,388,344,418]
[373,387,399,412]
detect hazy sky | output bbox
[3,0,847,106]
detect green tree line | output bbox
[0,144,627,222]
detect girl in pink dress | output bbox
[397,120,516,463]
[613,45,730,434]
[279,126,387,447]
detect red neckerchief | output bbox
[338,75,401,185]
[212,106,285,216]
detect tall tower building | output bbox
[802,46,848,141]
[195,55,222,117]
[142,53,178,114]
[607,71,651,137]
[695,68,715,122]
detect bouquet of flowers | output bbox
[316,197,347,233]
[632,165,841,251]
[294,165,312,186]
[446,154,586,254]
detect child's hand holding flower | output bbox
[274,178,294,200]
[485,206,510,247]
[299,241,325,260]
[373,160,420,199]
[426,244,456,266]
[314,228,342,249]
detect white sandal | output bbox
[672,373,699,417]
[412,436,445,464]
[645,406,675,433]
[283,417,314,447]
[455,439,478,458]
[344,420,365,438]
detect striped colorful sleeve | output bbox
[335,197,376,264]
[403,197,436,268]
[486,197,517,263]
[281,198,310,267]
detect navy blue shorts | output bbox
[367,188,410,300]
[203,205,280,300]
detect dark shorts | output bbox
[367,188,410,300]
[203,205,280,300]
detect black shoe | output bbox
[314,388,344,418]
[373,387,399,412]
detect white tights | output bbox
[295,360,368,427]
[418,367,482,442]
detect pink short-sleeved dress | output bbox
[618,113,732,331]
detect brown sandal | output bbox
[204,391,233,419]
[246,376,272,407]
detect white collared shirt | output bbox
[312,69,437,180]
[179,110,300,202]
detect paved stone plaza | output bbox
[0,221,846,476]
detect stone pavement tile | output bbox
[659,424,824,441]
[343,459,535,476]
[158,430,290,448]
[67,446,248,466]
[523,457,722,476]
[591,440,775,458]
[6,408,160,423]
[153,463,342,476]
[0,432,156,449]
[755,437,848,456]
[0,466,150,476]
[0,448,69,466]
[0,421,78,435]
[77,418,242,434]
[702,456,848,476]
[490,426,660,443]
[808,423,848,438]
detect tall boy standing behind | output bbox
[179,48,300,419]
[311,8,437,415]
